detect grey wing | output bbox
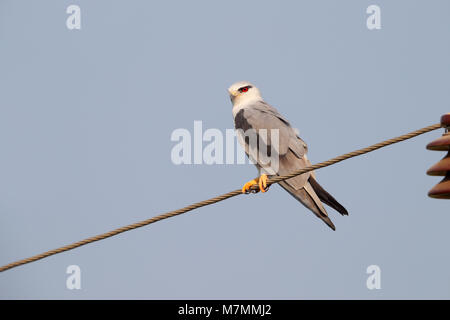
[250,101,308,160]
[235,101,312,189]
[252,103,334,226]
[236,104,292,155]
[235,101,335,229]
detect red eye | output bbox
[241,87,249,93]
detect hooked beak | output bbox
[229,90,239,97]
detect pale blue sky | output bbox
[1,0,449,299]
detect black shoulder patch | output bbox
[234,109,272,158]
[234,109,252,132]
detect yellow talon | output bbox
[259,174,268,193]
[241,174,269,194]
[242,178,258,194]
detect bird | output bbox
[228,81,348,230]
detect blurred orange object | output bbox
[427,114,450,199]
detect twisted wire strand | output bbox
[0,123,441,273]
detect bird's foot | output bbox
[241,174,269,194]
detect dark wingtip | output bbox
[335,204,349,216]
[309,177,349,217]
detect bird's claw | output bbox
[241,174,269,194]
[242,179,258,194]
[259,174,268,193]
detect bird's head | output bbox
[228,81,262,106]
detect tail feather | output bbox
[279,181,336,231]
[309,176,348,216]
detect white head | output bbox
[228,81,262,107]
